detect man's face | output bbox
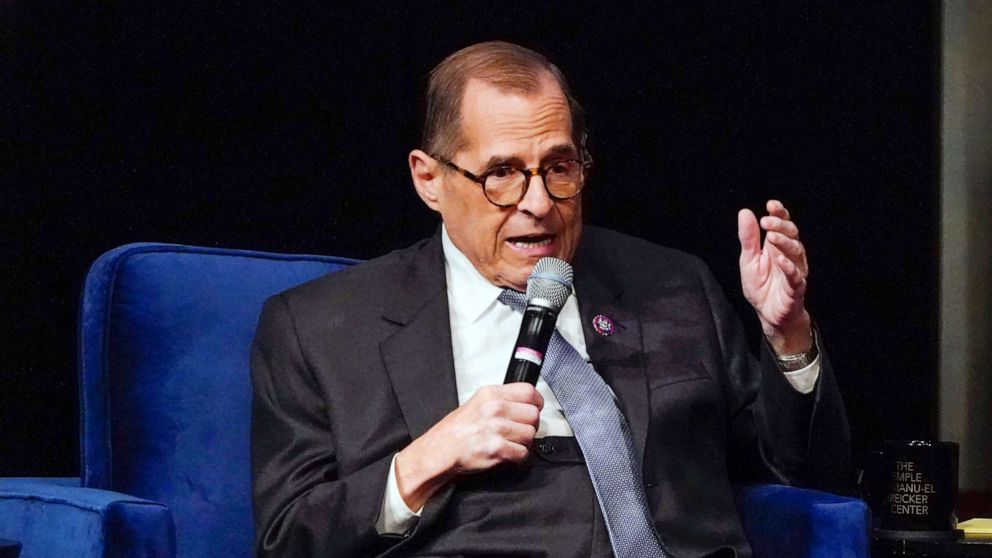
[434,76,583,291]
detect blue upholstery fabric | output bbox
[0,477,175,558]
[78,244,359,558]
[737,484,870,558]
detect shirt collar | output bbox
[441,225,506,324]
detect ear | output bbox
[409,149,442,212]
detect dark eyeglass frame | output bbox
[434,155,593,208]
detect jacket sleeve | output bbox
[696,258,853,495]
[250,294,402,557]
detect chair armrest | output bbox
[0,477,175,558]
[737,484,869,558]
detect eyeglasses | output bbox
[435,156,592,208]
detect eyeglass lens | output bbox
[484,161,583,205]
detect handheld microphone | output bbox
[503,257,574,385]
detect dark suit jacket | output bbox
[250,226,850,558]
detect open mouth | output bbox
[506,234,555,249]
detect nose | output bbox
[515,170,555,218]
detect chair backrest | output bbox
[79,243,360,558]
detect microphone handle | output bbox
[503,305,559,385]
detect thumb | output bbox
[737,209,760,265]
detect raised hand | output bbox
[737,200,813,355]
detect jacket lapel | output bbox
[378,234,460,440]
[375,230,651,463]
[574,254,651,464]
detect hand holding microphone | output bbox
[394,258,572,510]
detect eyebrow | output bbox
[480,144,579,171]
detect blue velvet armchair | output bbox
[0,243,869,557]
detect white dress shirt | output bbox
[375,226,821,535]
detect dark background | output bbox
[3,3,940,477]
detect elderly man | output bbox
[251,41,849,557]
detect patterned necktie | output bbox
[498,289,668,558]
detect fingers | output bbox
[766,199,790,220]
[759,216,798,239]
[396,383,543,505]
[472,384,543,426]
[739,200,811,333]
[477,398,541,430]
[486,440,532,464]
[496,382,545,410]
[758,201,809,278]
[498,419,539,447]
[459,414,537,468]
[432,383,543,473]
[774,253,805,287]
[764,231,804,260]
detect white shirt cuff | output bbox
[781,355,821,394]
[375,454,423,536]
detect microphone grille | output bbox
[526,257,574,311]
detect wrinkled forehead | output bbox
[456,76,575,160]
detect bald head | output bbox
[422,41,588,161]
